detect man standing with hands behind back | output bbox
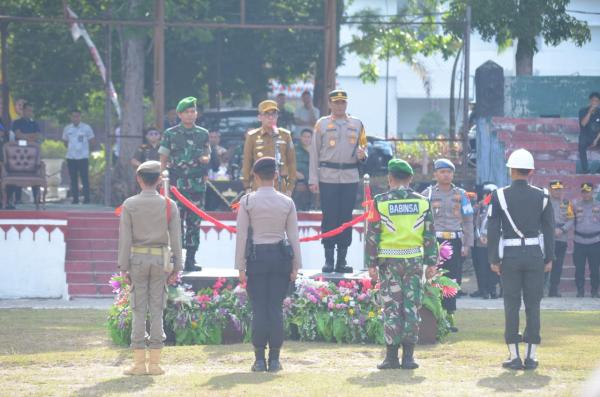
[487,149,554,371]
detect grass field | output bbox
[1,309,599,397]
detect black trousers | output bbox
[473,246,499,295]
[579,133,597,173]
[501,247,545,344]
[573,241,600,293]
[548,241,567,294]
[67,158,90,203]
[438,237,462,312]
[319,182,358,249]
[246,246,291,350]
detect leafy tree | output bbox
[444,0,590,76]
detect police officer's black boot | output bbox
[335,246,353,274]
[377,344,400,369]
[251,348,267,372]
[502,343,524,370]
[401,343,419,369]
[184,249,200,272]
[267,349,282,373]
[576,288,584,298]
[321,247,335,273]
[523,343,539,370]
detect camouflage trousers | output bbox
[378,257,424,345]
[176,189,205,252]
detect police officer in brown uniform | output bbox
[547,180,574,297]
[573,182,600,298]
[308,89,368,273]
[422,159,474,330]
[118,161,183,376]
[241,100,297,195]
[236,157,302,373]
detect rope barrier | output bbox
[116,184,373,244]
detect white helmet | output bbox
[506,148,535,170]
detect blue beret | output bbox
[434,158,455,171]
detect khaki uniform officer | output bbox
[308,89,368,273]
[235,157,302,373]
[118,161,183,376]
[241,100,297,195]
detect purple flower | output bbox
[359,314,366,326]
[439,241,453,262]
[109,279,121,293]
[327,301,334,310]
[308,295,318,304]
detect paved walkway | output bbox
[0,296,598,311]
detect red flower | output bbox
[359,278,372,291]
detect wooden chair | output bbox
[1,142,47,210]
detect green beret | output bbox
[388,158,413,176]
[176,96,197,113]
[136,160,161,174]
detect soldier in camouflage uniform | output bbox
[366,159,439,370]
[159,97,212,272]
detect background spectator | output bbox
[294,90,320,138]
[131,127,161,169]
[275,93,294,130]
[578,92,600,174]
[164,108,179,130]
[62,109,95,204]
[293,128,313,210]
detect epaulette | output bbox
[140,144,148,149]
[247,128,261,136]
[277,128,291,135]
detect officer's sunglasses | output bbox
[263,110,279,118]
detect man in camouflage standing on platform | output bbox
[366,159,438,370]
[159,97,211,272]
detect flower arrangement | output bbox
[108,264,458,347]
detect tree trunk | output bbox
[449,45,463,140]
[119,33,145,196]
[515,37,534,76]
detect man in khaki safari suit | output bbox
[118,160,182,375]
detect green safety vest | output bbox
[376,196,429,259]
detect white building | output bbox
[337,0,600,137]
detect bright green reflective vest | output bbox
[376,195,429,259]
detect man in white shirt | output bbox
[293,90,320,138]
[62,110,95,204]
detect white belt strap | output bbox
[503,237,540,247]
[496,188,525,239]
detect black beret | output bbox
[253,156,277,174]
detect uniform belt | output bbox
[575,230,600,238]
[436,231,463,239]
[131,246,164,256]
[502,238,540,247]
[378,247,422,256]
[319,161,358,170]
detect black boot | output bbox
[267,348,282,372]
[251,348,267,372]
[592,290,599,299]
[401,343,419,369]
[377,344,400,369]
[576,288,584,298]
[184,250,200,272]
[321,247,335,273]
[335,246,353,273]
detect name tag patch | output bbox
[389,202,419,215]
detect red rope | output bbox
[117,186,371,243]
[170,186,237,233]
